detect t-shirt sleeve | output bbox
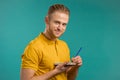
[21,45,42,71]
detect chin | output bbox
[53,32,63,38]
[54,35,60,38]
[55,34,62,38]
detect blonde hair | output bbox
[48,4,70,17]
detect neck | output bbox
[43,31,57,41]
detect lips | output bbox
[55,30,61,35]
[56,31,61,35]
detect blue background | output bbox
[0,0,120,80]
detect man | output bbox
[20,4,82,80]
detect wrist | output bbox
[53,68,61,75]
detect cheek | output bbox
[62,27,66,31]
[49,23,55,30]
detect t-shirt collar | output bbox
[39,33,58,45]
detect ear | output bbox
[45,16,49,25]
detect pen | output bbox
[75,47,82,57]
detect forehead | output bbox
[50,11,69,23]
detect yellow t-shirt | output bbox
[21,33,70,80]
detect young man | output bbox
[20,4,82,80]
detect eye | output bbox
[54,21,60,25]
[63,23,67,27]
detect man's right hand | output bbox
[54,62,71,74]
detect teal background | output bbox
[0,0,120,80]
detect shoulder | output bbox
[23,37,43,58]
[25,36,45,51]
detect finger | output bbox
[73,58,82,65]
[77,63,82,66]
[72,56,81,60]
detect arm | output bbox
[20,62,70,80]
[67,66,79,80]
[67,56,82,80]
[20,68,58,80]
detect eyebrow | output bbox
[54,20,67,25]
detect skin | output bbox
[20,11,82,80]
[44,11,68,41]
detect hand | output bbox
[71,56,82,67]
[54,62,70,74]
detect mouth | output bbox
[55,30,61,35]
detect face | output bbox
[45,11,69,39]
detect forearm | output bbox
[21,63,70,80]
[67,67,79,80]
[21,69,60,80]
[30,69,59,80]
[67,55,82,80]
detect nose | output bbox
[57,26,61,31]
[57,24,62,31]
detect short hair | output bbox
[48,4,70,17]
